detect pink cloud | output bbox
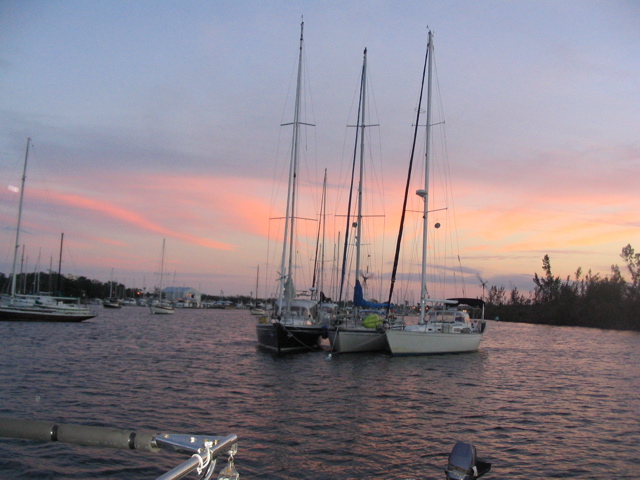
[30,187,235,251]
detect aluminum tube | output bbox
[0,417,160,453]
[155,455,202,480]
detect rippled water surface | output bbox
[0,308,638,479]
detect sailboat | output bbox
[384,31,487,355]
[149,239,174,315]
[249,266,266,316]
[0,138,96,322]
[313,169,339,325]
[326,48,392,353]
[255,21,323,353]
[102,268,122,308]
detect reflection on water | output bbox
[0,308,638,479]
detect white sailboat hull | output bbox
[385,329,483,355]
[149,304,175,315]
[328,327,388,353]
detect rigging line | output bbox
[269,28,303,217]
[365,63,386,218]
[20,140,81,276]
[338,50,366,305]
[311,170,327,293]
[433,55,466,296]
[301,37,322,211]
[332,63,366,225]
[385,33,430,315]
[359,68,385,221]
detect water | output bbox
[0,307,638,479]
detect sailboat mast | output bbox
[10,138,30,301]
[338,48,369,305]
[255,265,259,302]
[354,48,367,309]
[159,239,166,301]
[311,169,327,299]
[287,20,304,297]
[318,168,327,298]
[385,30,430,314]
[278,20,305,315]
[56,232,64,293]
[419,30,434,323]
[320,169,327,301]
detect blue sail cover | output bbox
[353,280,392,309]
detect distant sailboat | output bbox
[149,239,174,315]
[0,138,96,322]
[250,266,266,316]
[103,268,122,308]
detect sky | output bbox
[0,1,638,301]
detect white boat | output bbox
[149,239,174,315]
[326,48,392,353]
[149,301,175,315]
[255,21,322,353]
[102,299,122,309]
[0,293,95,322]
[384,31,487,355]
[386,300,487,355]
[0,138,96,323]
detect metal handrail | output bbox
[0,417,238,479]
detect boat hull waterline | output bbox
[0,306,95,323]
[385,330,483,356]
[149,304,175,315]
[256,322,323,354]
[327,327,389,353]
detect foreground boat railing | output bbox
[0,417,492,479]
[0,417,238,479]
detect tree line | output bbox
[0,272,138,300]
[485,244,640,331]
[0,271,257,306]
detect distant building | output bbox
[162,286,201,307]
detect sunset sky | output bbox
[1,1,638,301]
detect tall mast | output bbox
[10,138,30,301]
[418,30,434,323]
[278,20,306,316]
[385,30,431,313]
[311,169,327,299]
[320,169,327,301]
[338,48,371,305]
[354,48,367,310]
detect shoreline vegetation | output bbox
[486,244,640,332]
[2,244,638,332]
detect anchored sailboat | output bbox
[327,48,392,353]
[102,268,122,308]
[255,21,323,353]
[385,30,487,355]
[0,138,96,322]
[149,239,174,315]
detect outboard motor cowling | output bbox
[445,442,491,479]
